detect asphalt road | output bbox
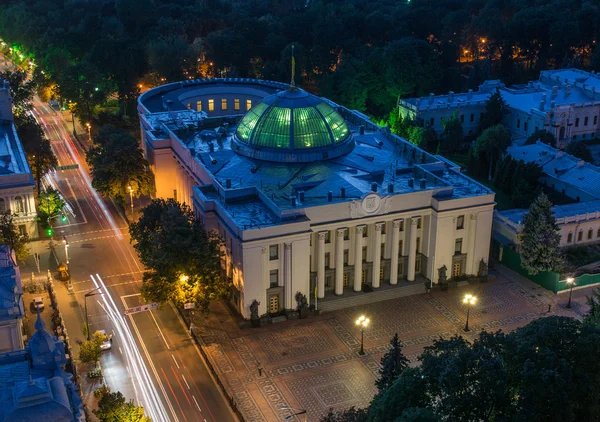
[15,83,234,422]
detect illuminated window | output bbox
[187,103,191,109]
[196,101,202,111]
[380,267,384,281]
[208,99,214,111]
[246,99,252,110]
[234,99,240,111]
[13,196,24,213]
[221,99,227,110]
[362,270,366,283]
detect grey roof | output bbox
[400,80,503,112]
[498,198,600,226]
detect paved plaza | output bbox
[193,265,594,422]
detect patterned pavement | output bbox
[193,265,593,422]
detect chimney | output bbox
[359,125,365,135]
[566,85,571,97]
[327,191,333,202]
[388,184,394,193]
[298,190,305,202]
[371,182,378,192]
[420,178,427,189]
[552,86,558,97]
[550,100,556,109]
[408,178,414,188]
[340,187,346,198]
[557,150,564,158]
[0,81,13,122]
[429,93,435,104]
[291,196,297,207]
[448,91,454,102]
[225,179,231,188]
[578,159,585,167]
[539,99,545,111]
[467,89,473,100]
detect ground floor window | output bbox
[269,295,279,314]
[453,261,461,278]
[325,275,332,288]
[18,225,26,236]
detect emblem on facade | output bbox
[349,193,392,218]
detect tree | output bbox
[129,199,229,313]
[526,129,557,146]
[0,211,29,262]
[79,331,107,365]
[319,407,368,422]
[0,70,34,117]
[86,125,155,203]
[479,87,509,132]
[474,124,512,180]
[146,36,191,82]
[441,112,464,153]
[520,193,563,275]
[566,141,594,163]
[37,188,66,228]
[408,126,438,151]
[94,389,151,422]
[376,333,410,394]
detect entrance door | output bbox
[453,262,461,278]
[269,295,279,314]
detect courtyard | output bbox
[193,265,592,422]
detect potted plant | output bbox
[295,292,309,319]
[438,265,449,291]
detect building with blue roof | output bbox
[0,245,23,353]
[138,78,496,318]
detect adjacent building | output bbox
[0,246,23,353]
[399,69,600,143]
[0,82,37,238]
[138,78,495,318]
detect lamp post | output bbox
[355,315,370,355]
[86,122,91,142]
[463,294,477,332]
[566,277,575,308]
[84,287,101,340]
[62,236,69,264]
[127,185,134,220]
[281,406,307,422]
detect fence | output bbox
[557,273,600,292]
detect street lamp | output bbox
[127,185,134,220]
[566,277,575,308]
[62,236,69,264]
[281,406,307,422]
[355,315,369,355]
[463,294,477,332]
[84,287,101,340]
[86,122,91,142]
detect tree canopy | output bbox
[94,389,151,422]
[129,198,229,312]
[479,88,509,132]
[79,331,107,364]
[566,141,594,163]
[474,123,512,180]
[0,211,29,262]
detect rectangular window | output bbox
[576,117,580,127]
[578,231,583,241]
[18,225,26,237]
[455,238,463,254]
[381,223,386,235]
[234,99,240,111]
[246,99,252,110]
[416,237,421,253]
[196,101,202,111]
[208,99,215,111]
[362,246,367,261]
[595,116,598,125]
[470,113,474,122]
[399,240,403,256]
[568,232,573,243]
[269,270,278,287]
[325,275,332,288]
[221,99,228,110]
[417,218,422,229]
[524,121,528,132]
[325,252,331,268]
[598,227,600,238]
[457,215,464,229]
[343,228,349,240]
[399,261,404,276]
[269,245,278,260]
[588,229,593,240]
[187,103,191,109]
[416,259,421,272]
[363,226,368,238]
[173,189,177,201]
[460,114,464,123]
[325,231,331,243]
[399,220,404,231]
[585,116,589,126]
[343,249,349,265]
[381,243,385,259]
[517,119,520,129]
[430,117,434,127]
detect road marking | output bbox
[149,310,171,350]
[193,396,202,412]
[181,374,190,390]
[161,367,188,422]
[172,354,180,369]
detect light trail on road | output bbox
[91,274,175,422]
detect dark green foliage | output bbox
[375,333,409,394]
[566,141,594,163]
[319,407,368,422]
[473,124,512,180]
[526,129,557,145]
[441,112,464,153]
[94,389,151,422]
[479,88,509,132]
[0,211,29,262]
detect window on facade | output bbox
[416,259,421,272]
[325,275,332,288]
[399,240,403,256]
[455,238,463,254]
[208,99,215,111]
[381,223,386,235]
[568,232,573,243]
[325,231,331,243]
[417,218,422,229]
[585,116,589,126]
[187,103,191,109]
[399,220,404,231]
[598,227,600,238]
[416,237,421,253]
[234,99,240,111]
[381,243,385,259]
[13,196,24,213]
[430,117,434,127]
[269,245,278,260]
[0,198,5,212]
[362,246,367,261]
[460,114,464,123]
[18,225,26,237]
[578,231,583,241]
[517,119,521,129]
[589,229,593,240]
[196,101,202,111]
[595,116,598,125]
[363,226,368,238]
[343,249,349,265]
[325,253,331,268]
[457,215,464,229]
[524,121,528,132]
[399,262,404,276]
[576,117,580,127]
[269,270,278,287]
[246,99,252,110]
[470,113,474,122]
[221,99,228,110]
[343,228,349,240]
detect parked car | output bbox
[32,297,44,311]
[97,330,112,351]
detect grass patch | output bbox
[564,244,600,268]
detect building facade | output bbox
[0,246,23,353]
[138,79,495,319]
[399,69,600,143]
[0,82,37,238]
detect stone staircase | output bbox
[318,282,426,313]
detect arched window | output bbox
[0,198,5,212]
[13,196,24,213]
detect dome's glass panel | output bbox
[236,102,268,142]
[252,107,291,148]
[293,107,331,149]
[316,102,349,143]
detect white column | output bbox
[354,226,364,292]
[335,229,345,295]
[407,217,419,282]
[467,214,478,273]
[371,223,383,288]
[317,232,326,299]
[390,220,401,285]
[284,243,292,309]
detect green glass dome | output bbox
[233,89,354,163]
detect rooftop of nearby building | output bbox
[496,198,600,229]
[507,141,600,200]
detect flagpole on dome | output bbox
[290,44,296,91]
